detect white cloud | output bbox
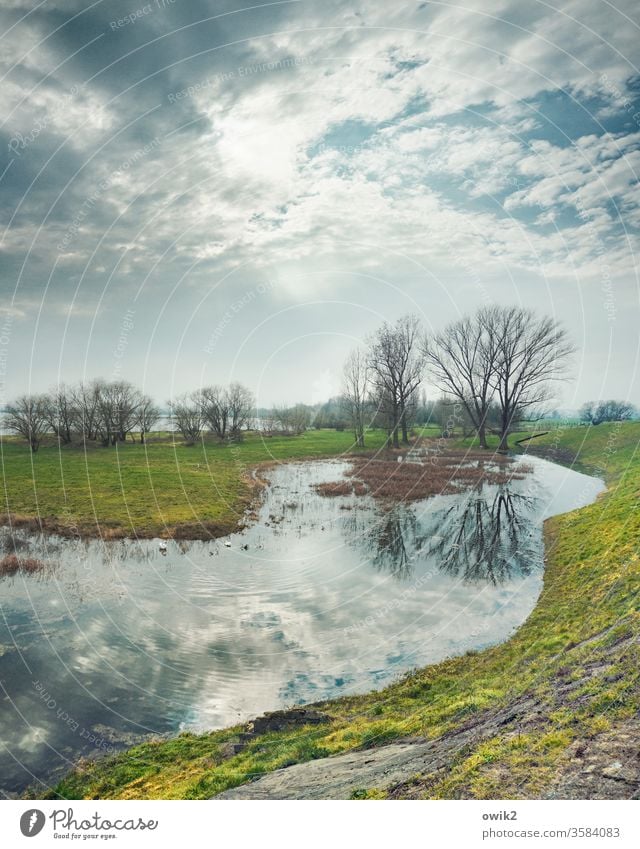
[1,0,639,403]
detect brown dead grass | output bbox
[0,554,48,575]
[0,512,242,542]
[317,450,533,503]
[314,480,368,497]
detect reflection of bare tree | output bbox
[370,508,414,578]
[428,485,537,584]
[342,505,418,580]
[342,483,539,584]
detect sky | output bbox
[0,0,639,409]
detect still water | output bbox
[0,455,603,795]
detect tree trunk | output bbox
[498,405,511,451]
[477,421,488,449]
[392,423,400,448]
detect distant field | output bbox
[0,428,399,539]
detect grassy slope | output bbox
[42,423,640,799]
[0,429,394,539]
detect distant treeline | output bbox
[1,380,255,452]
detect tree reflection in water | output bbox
[345,483,540,584]
[343,506,419,579]
[428,485,538,584]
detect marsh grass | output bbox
[0,554,48,575]
[345,451,532,501]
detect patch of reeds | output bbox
[315,450,532,503]
[0,554,48,576]
[314,480,368,497]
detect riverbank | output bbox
[38,422,640,800]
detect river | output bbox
[0,455,604,796]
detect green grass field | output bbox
[40,422,640,800]
[0,428,401,539]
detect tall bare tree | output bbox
[423,308,500,449]
[201,385,229,439]
[396,316,426,443]
[3,394,49,452]
[342,348,369,448]
[368,315,425,447]
[227,382,254,437]
[490,307,574,450]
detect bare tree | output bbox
[71,381,102,441]
[43,384,77,444]
[227,382,254,437]
[272,403,310,434]
[490,307,575,450]
[368,315,425,447]
[423,308,500,449]
[3,394,49,452]
[261,407,280,434]
[269,405,287,433]
[94,380,117,446]
[135,395,161,443]
[94,380,141,445]
[290,404,311,434]
[342,349,369,448]
[169,391,205,442]
[201,385,229,440]
[396,316,426,443]
[580,399,636,425]
[369,326,400,446]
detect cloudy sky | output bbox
[1,0,639,408]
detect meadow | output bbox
[0,428,398,539]
[38,422,640,799]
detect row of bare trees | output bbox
[263,404,312,435]
[169,383,254,443]
[580,399,636,425]
[3,381,160,452]
[4,380,255,451]
[343,306,575,451]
